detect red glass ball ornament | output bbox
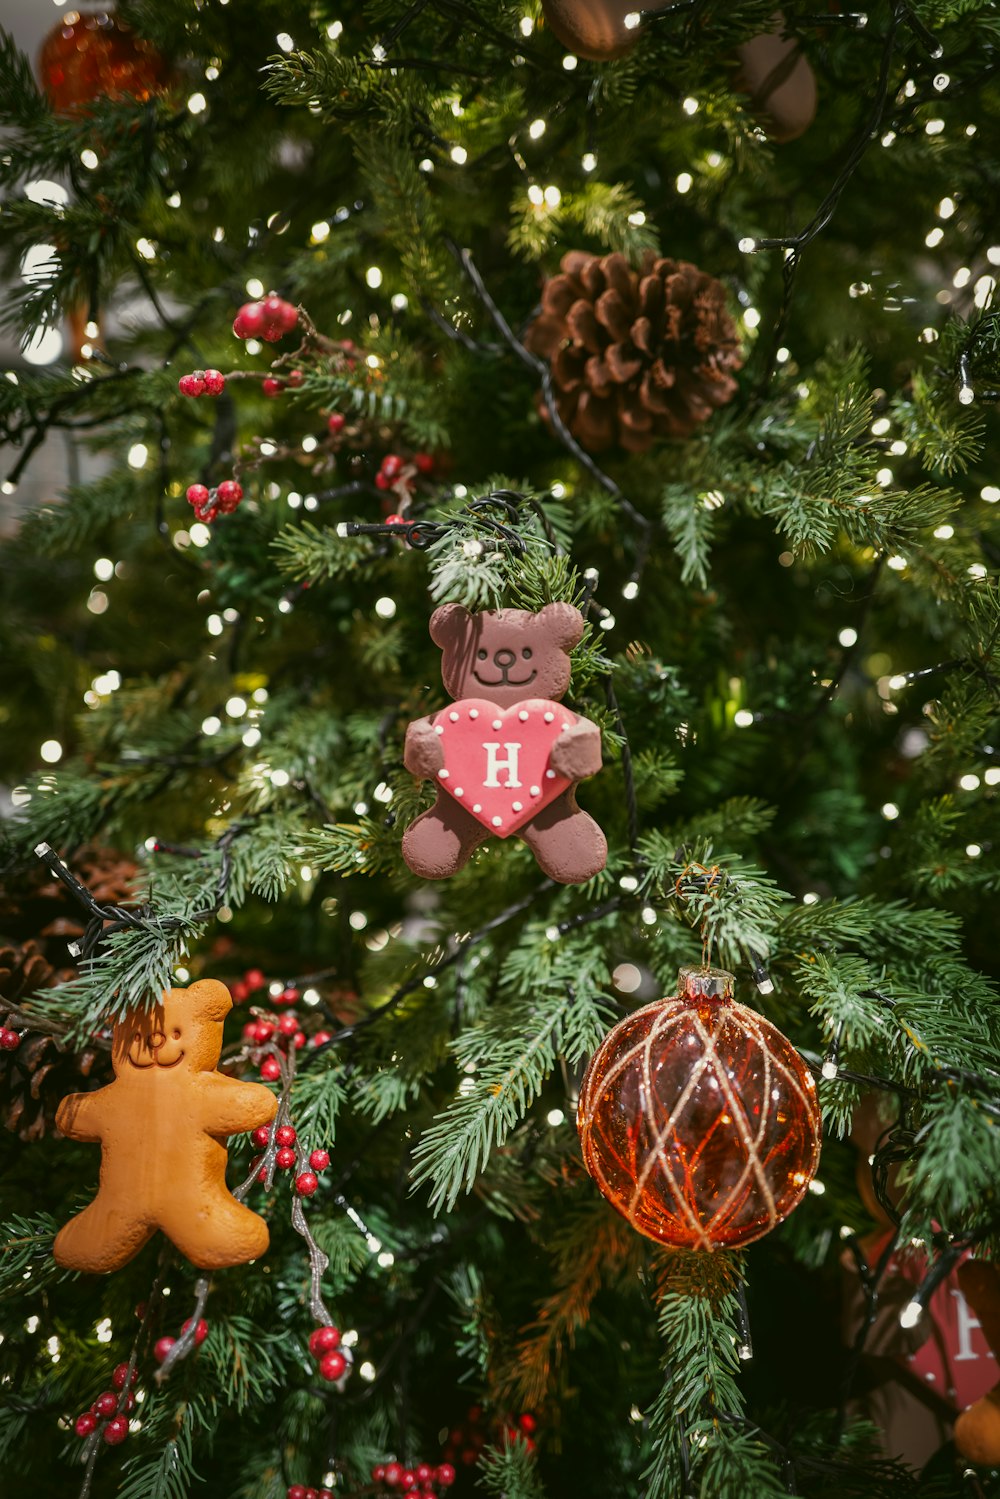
[38,12,172,116]
[578,967,821,1250]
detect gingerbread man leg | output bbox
[518,792,608,884]
[53,1194,156,1274]
[157,1193,270,1269]
[402,796,490,879]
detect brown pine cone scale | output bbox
[525,250,743,454]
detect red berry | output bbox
[268,296,299,334]
[309,1326,341,1356]
[385,513,406,526]
[319,1491,334,1499]
[327,412,345,433]
[280,987,300,1004]
[384,1464,403,1486]
[261,1057,282,1082]
[416,1464,433,1483]
[231,980,250,1003]
[372,1467,386,1483]
[245,968,266,990]
[112,1362,134,1390]
[154,1337,175,1363]
[236,302,266,337]
[216,478,243,511]
[243,1022,258,1041]
[251,1124,271,1147]
[400,1473,416,1490]
[286,369,305,388]
[122,1393,136,1413]
[518,1413,536,1434]
[305,1490,318,1499]
[318,1349,346,1380]
[375,471,392,490]
[75,1412,97,1437]
[277,1015,299,1038]
[178,373,204,397]
[293,1031,307,1049]
[276,1146,296,1170]
[254,1022,276,1043]
[311,1031,332,1047]
[203,369,225,396]
[414,452,434,474]
[381,454,403,480]
[186,483,210,509]
[93,1390,117,1416]
[461,1449,478,1466]
[262,376,284,398]
[183,1318,209,1346]
[0,1028,21,1052]
[309,1149,330,1172]
[103,1415,129,1445]
[275,1123,297,1145]
[287,1488,306,1499]
[295,1171,319,1196]
[404,1491,421,1499]
[436,1463,456,1485]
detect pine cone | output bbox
[525,250,743,454]
[0,941,110,1142]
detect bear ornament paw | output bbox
[401,603,607,886]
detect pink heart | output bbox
[431,697,576,837]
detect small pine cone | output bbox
[0,941,109,1141]
[524,250,743,453]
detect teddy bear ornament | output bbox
[54,980,277,1272]
[402,603,607,884]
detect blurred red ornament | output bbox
[578,966,820,1249]
[38,12,172,116]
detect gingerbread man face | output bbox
[111,981,229,1079]
[430,602,584,709]
[54,980,277,1274]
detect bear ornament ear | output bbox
[428,602,473,649]
[184,978,233,1023]
[538,601,585,651]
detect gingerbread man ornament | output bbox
[54,980,277,1273]
[402,603,607,884]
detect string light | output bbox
[562,55,578,70]
[676,173,692,194]
[582,152,597,172]
[366,266,383,288]
[734,710,754,728]
[528,119,546,140]
[881,802,899,820]
[187,93,207,114]
[40,740,62,764]
[450,145,467,165]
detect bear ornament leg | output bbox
[402,798,489,880]
[54,1195,156,1274]
[519,793,608,884]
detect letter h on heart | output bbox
[483,742,522,788]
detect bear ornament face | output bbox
[431,602,584,708]
[111,979,230,1079]
[401,601,607,885]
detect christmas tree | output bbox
[2,1,1000,1495]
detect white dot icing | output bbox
[543,711,554,723]
[469,708,479,719]
[473,803,482,813]
[545,769,555,779]
[454,788,464,797]
[518,710,529,721]
[491,815,502,827]
[434,725,444,735]
[492,719,502,730]
[438,768,449,779]
[449,710,459,721]
[512,801,523,812]
[530,785,540,796]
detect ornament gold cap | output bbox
[677,966,734,1001]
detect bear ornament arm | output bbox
[549,717,603,781]
[404,716,445,779]
[198,1073,278,1137]
[56,1087,111,1143]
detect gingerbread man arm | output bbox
[56,1087,111,1143]
[198,1074,278,1137]
[550,717,603,780]
[404,716,445,779]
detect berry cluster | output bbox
[230,968,303,1005]
[233,296,299,342]
[249,1121,329,1197]
[374,451,434,495]
[308,1324,348,1382]
[185,479,243,524]
[154,1316,209,1364]
[370,1459,456,1497]
[441,1406,537,1467]
[0,1026,21,1051]
[73,1362,137,1447]
[177,368,226,397]
[263,369,305,398]
[286,1487,335,1499]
